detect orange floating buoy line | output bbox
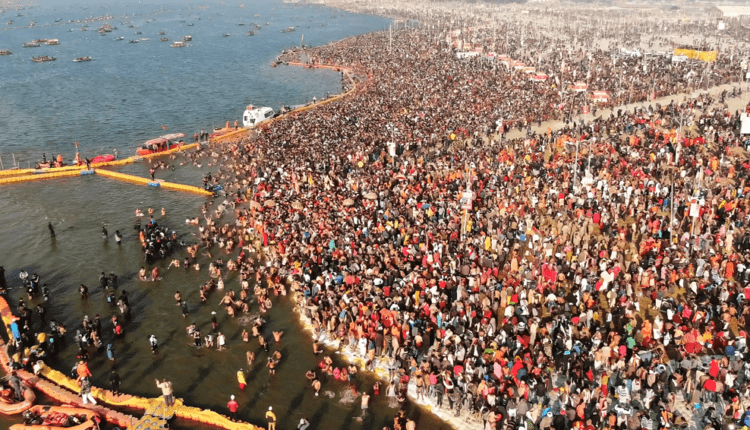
[0,296,261,430]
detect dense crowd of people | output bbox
[4,7,750,430]
[194,20,750,430]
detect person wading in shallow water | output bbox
[156,378,174,406]
[265,407,276,430]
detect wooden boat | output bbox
[136,133,185,156]
[170,41,186,48]
[32,56,56,63]
[72,57,91,62]
[45,39,59,46]
[0,386,36,415]
[9,405,99,430]
[159,38,169,42]
[22,42,40,48]
[0,50,11,55]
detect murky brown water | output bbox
[0,159,451,430]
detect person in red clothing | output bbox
[227,395,239,421]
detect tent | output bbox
[591,91,609,103]
[572,82,588,92]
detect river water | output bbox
[0,1,451,430]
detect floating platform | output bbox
[0,296,261,430]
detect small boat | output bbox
[170,41,186,48]
[113,36,124,41]
[0,50,11,55]
[183,35,192,41]
[128,39,138,44]
[0,385,35,415]
[80,27,87,31]
[35,154,65,169]
[72,57,91,62]
[134,31,142,35]
[75,153,114,166]
[45,39,59,46]
[140,38,149,41]
[237,23,245,26]
[23,42,40,48]
[55,18,61,22]
[242,105,274,128]
[137,133,185,156]
[245,31,255,36]
[159,38,169,42]
[7,21,13,25]
[158,31,165,35]
[9,405,99,430]
[32,56,56,62]
[187,23,194,27]
[281,27,295,33]
[32,39,47,44]
[222,33,230,37]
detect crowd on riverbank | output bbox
[4,7,750,430]
[199,22,750,430]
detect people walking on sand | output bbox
[156,378,174,406]
[149,335,158,354]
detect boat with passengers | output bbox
[136,133,185,156]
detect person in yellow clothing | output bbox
[265,406,276,430]
[237,369,246,390]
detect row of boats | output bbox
[29,57,91,63]
[22,39,59,48]
[29,133,187,171]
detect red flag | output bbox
[161,125,168,130]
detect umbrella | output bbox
[292,201,303,210]
[364,192,378,200]
[264,199,276,207]
[343,198,354,207]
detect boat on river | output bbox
[159,38,169,42]
[0,385,35,415]
[72,57,91,62]
[282,26,295,33]
[45,39,59,45]
[0,50,11,55]
[137,133,185,156]
[128,39,138,44]
[9,405,99,430]
[242,105,274,128]
[183,35,192,41]
[113,36,124,41]
[170,41,186,48]
[32,56,56,63]
[22,42,40,48]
